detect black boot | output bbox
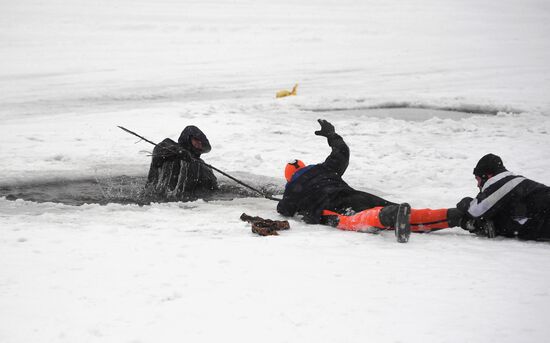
[320,215,340,227]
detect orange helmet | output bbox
[285,159,306,182]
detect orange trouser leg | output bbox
[322,208,452,232]
[322,208,384,231]
[410,208,450,231]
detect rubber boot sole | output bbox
[395,203,411,243]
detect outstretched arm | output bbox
[315,119,349,176]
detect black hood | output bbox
[178,125,212,157]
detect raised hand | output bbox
[314,119,335,137]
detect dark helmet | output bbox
[178,125,212,156]
[473,154,507,177]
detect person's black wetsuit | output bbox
[277,129,393,224]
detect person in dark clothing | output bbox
[456,154,550,240]
[146,126,218,201]
[277,119,463,234]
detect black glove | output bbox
[460,217,477,231]
[460,218,496,238]
[314,119,335,137]
[456,197,473,213]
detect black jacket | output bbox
[463,171,550,240]
[277,133,391,224]
[146,126,217,200]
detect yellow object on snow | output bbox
[276,84,298,98]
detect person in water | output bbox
[146,126,217,201]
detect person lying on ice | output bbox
[276,119,463,234]
[456,153,550,241]
[146,125,218,201]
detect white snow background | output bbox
[1,0,550,342]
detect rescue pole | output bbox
[118,126,282,202]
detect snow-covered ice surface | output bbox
[1,0,550,342]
